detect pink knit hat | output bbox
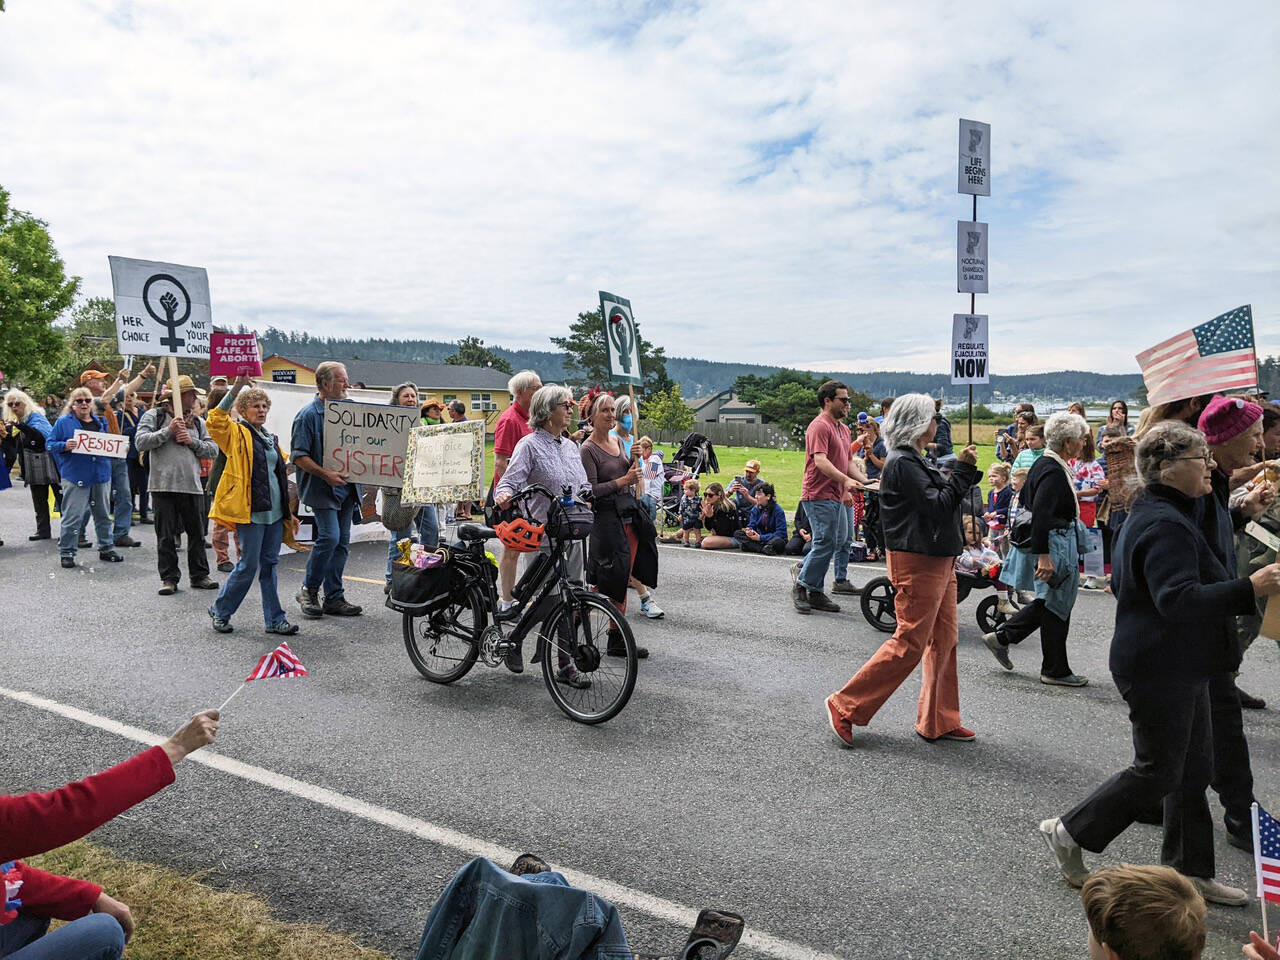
[1198,395,1262,445]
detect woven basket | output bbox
[1105,438,1140,511]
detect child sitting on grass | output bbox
[1081,864,1205,960]
[678,478,702,547]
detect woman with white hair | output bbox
[984,411,1091,686]
[825,393,981,744]
[2,389,58,540]
[494,383,593,685]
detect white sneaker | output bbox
[1189,876,1249,906]
[790,561,802,586]
[997,598,1015,615]
[640,595,664,619]
[1037,817,1090,888]
[1017,589,1037,604]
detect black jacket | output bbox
[587,497,659,603]
[1109,484,1255,681]
[879,446,980,557]
[1021,454,1077,554]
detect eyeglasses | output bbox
[72,398,92,404]
[557,401,575,410]
[833,396,851,404]
[5,401,20,408]
[1173,454,1216,466]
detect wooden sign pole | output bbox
[167,355,184,419]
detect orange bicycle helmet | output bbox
[495,515,545,553]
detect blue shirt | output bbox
[290,396,360,510]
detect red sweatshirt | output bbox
[1,745,175,922]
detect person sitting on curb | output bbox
[784,501,813,556]
[728,459,764,526]
[1080,864,1205,960]
[135,375,220,595]
[699,482,739,549]
[733,482,787,555]
[0,710,219,960]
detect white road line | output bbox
[1,686,843,960]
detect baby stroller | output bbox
[859,567,1015,635]
[654,432,719,534]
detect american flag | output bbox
[245,643,309,682]
[1135,305,1257,405]
[1255,802,1280,905]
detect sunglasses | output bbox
[557,400,575,410]
[72,398,92,404]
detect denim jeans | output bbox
[0,912,124,960]
[797,498,847,593]
[833,503,856,582]
[416,503,439,548]
[214,521,286,626]
[109,457,131,540]
[304,493,358,600]
[59,480,112,557]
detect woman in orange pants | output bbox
[825,393,982,743]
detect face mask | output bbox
[620,414,633,430]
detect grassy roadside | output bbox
[29,841,393,960]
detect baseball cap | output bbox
[744,459,761,472]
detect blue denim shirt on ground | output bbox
[414,857,631,960]
[290,396,360,510]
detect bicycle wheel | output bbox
[538,593,637,724]
[403,585,486,683]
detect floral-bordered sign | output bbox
[401,419,485,504]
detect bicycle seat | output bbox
[456,523,496,542]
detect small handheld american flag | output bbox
[246,642,309,682]
[1255,802,1280,906]
[1136,305,1257,406]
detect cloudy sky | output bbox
[2,0,1277,375]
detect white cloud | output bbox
[1,0,1276,376]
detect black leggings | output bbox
[863,493,883,556]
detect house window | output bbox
[443,394,457,404]
[471,393,493,411]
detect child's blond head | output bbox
[683,478,700,494]
[1081,864,1204,960]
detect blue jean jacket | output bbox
[1000,520,1088,620]
[415,858,632,960]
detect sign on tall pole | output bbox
[109,256,212,420]
[954,119,991,443]
[599,291,642,386]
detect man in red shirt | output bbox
[793,380,868,614]
[492,370,542,609]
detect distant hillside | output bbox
[256,328,1144,402]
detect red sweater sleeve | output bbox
[1,745,175,861]
[9,863,102,921]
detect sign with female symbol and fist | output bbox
[599,291,642,385]
[108,256,212,358]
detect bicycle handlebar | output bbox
[508,483,592,508]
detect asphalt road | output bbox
[2,495,1278,960]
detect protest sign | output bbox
[210,333,262,377]
[71,430,129,459]
[957,221,989,294]
[951,314,990,384]
[401,419,485,504]
[109,256,212,359]
[322,400,419,485]
[958,119,991,196]
[599,291,643,385]
[272,369,297,383]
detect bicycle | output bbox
[388,484,639,724]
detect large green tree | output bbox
[550,309,671,401]
[0,186,79,382]
[642,384,695,431]
[445,335,513,375]
[734,368,873,440]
